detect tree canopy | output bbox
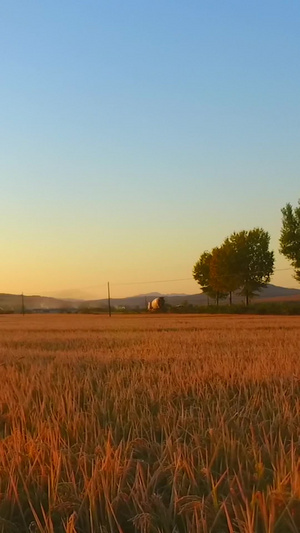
[210,242,240,304]
[192,250,227,303]
[279,200,300,282]
[225,229,274,305]
[193,228,274,305]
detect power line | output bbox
[15,267,295,297]
[112,277,193,286]
[272,268,294,272]
[111,268,293,287]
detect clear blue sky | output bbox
[1,1,299,298]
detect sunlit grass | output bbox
[0,314,299,532]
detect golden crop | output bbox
[0,314,299,532]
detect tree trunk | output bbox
[245,291,249,306]
[216,293,219,306]
[229,292,232,305]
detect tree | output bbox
[210,242,240,305]
[193,250,227,305]
[279,200,300,282]
[226,228,274,305]
[193,251,212,294]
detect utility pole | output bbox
[107,282,111,317]
[21,293,25,316]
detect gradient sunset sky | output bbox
[1,1,299,299]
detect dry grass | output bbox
[0,314,299,532]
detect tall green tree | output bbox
[210,242,240,305]
[193,251,213,297]
[193,250,227,305]
[226,228,274,305]
[279,200,300,282]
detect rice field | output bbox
[0,313,300,533]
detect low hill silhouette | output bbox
[1,284,299,311]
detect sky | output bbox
[1,1,299,299]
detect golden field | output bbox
[0,314,300,533]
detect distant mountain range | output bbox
[0,284,300,312]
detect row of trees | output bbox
[193,228,274,305]
[193,199,300,305]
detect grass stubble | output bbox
[0,314,299,532]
